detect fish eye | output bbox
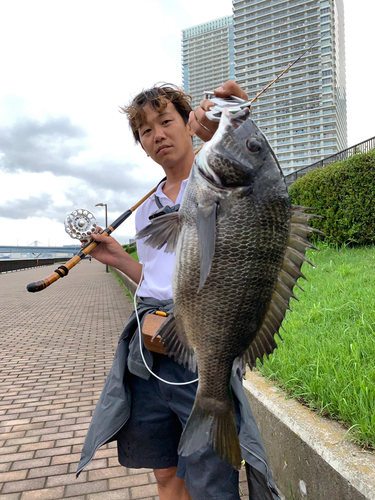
[246,139,261,153]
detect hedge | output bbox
[122,244,137,254]
[288,150,375,246]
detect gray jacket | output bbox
[77,297,280,500]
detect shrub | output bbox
[124,244,137,255]
[288,150,375,246]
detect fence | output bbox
[284,136,375,186]
[0,257,65,274]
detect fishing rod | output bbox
[26,186,158,293]
[205,37,321,121]
[249,37,321,105]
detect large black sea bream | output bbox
[136,107,320,469]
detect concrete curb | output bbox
[111,267,375,500]
[109,266,138,297]
[244,372,375,500]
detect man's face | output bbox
[138,102,194,170]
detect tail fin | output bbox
[178,397,242,470]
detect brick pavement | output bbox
[0,260,249,499]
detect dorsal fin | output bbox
[244,206,322,368]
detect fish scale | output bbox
[136,107,321,469]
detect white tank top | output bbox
[135,178,188,300]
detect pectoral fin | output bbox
[197,202,217,291]
[155,312,197,372]
[136,212,180,253]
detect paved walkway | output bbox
[0,261,249,499]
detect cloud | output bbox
[0,174,158,222]
[0,194,58,220]
[0,162,159,223]
[0,116,86,174]
[0,116,151,190]
[0,115,161,221]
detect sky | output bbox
[0,0,373,247]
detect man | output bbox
[77,81,280,500]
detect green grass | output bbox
[110,269,133,302]
[129,251,139,262]
[109,251,139,301]
[258,243,375,449]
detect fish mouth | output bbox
[207,106,260,153]
[196,106,266,189]
[225,107,250,129]
[214,106,258,142]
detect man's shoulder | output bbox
[137,193,157,216]
[135,194,157,230]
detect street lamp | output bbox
[95,203,108,273]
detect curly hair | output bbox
[121,83,192,143]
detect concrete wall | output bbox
[244,372,375,500]
[109,266,138,297]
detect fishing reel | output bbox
[64,209,97,241]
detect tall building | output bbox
[182,16,235,149]
[233,0,347,172]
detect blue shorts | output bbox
[116,353,241,500]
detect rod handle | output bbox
[26,239,99,292]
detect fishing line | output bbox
[134,235,199,386]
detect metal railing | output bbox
[0,257,65,274]
[284,136,375,186]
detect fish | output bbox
[136,107,321,469]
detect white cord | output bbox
[133,243,199,386]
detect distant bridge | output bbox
[0,245,80,256]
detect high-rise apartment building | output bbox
[233,0,347,172]
[182,16,235,149]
